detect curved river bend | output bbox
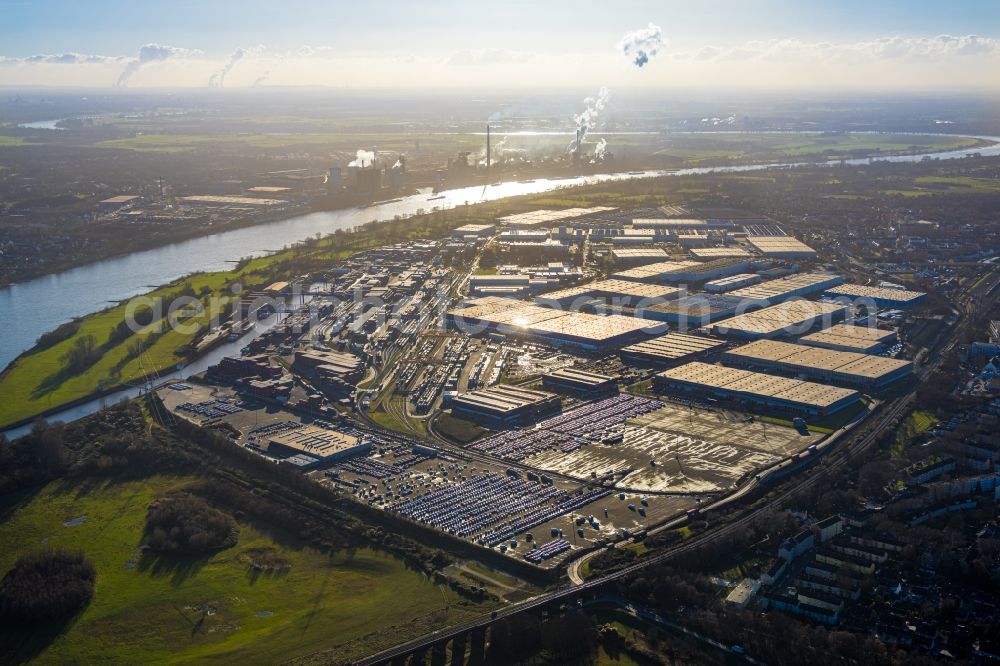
[2,134,998,436]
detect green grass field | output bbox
[654,132,981,165]
[93,132,483,154]
[891,409,938,457]
[0,254,292,428]
[0,476,485,664]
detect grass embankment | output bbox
[0,476,478,664]
[890,409,937,458]
[433,412,487,444]
[366,394,429,438]
[0,264,274,428]
[756,399,870,434]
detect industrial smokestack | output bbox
[486,125,491,171]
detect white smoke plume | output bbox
[348,149,376,167]
[476,135,526,165]
[209,48,246,88]
[593,138,608,161]
[251,70,270,87]
[619,23,665,67]
[492,136,507,158]
[115,43,188,87]
[566,86,610,154]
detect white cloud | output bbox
[678,34,1000,64]
[0,52,125,65]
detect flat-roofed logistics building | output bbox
[800,324,897,354]
[633,293,744,328]
[606,228,658,245]
[498,206,617,227]
[469,275,536,296]
[704,273,762,293]
[654,361,861,416]
[178,194,287,207]
[446,297,667,349]
[612,260,703,283]
[709,300,848,339]
[451,386,561,426]
[293,350,365,383]
[611,248,671,266]
[537,279,681,307]
[263,425,370,462]
[452,223,495,239]
[613,258,757,284]
[542,367,617,396]
[499,229,550,243]
[620,332,725,367]
[496,239,570,257]
[689,247,754,259]
[728,272,845,304]
[632,218,707,229]
[822,284,927,308]
[746,235,818,258]
[723,339,913,390]
[528,313,666,349]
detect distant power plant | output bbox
[326,150,406,199]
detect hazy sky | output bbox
[2,0,998,89]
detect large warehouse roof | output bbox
[179,194,286,206]
[823,284,927,306]
[447,297,665,347]
[728,272,844,304]
[723,339,912,387]
[538,279,681,304]
[746,235,817,257]
[543,367,617,392]
[529,311,658,341]
[612,260,704,282]
[265,426,361,458]
[637,293,744,328]
[800,324,897,353]
[451,386,561,425]
[656,361,860,414]
[611,248,671,264]
[704,273,762,292]
[689,247,754,259]
[498,206,617,227]
[453,386,558,414]
[620,332,725,364]
[710,300,848,339]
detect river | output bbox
[2,134,998,436]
